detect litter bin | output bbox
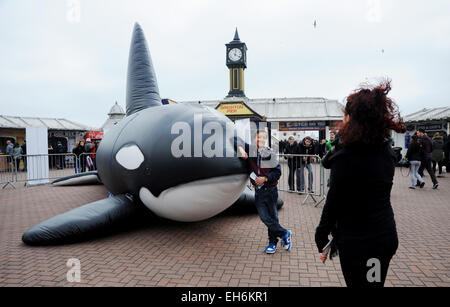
[392,147,402,164]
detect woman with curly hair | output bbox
[315,80,406,287]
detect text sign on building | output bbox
[216,103,254,116]
[279,121,326,131]
[416,124,443,131]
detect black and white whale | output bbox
[22,23,282,245]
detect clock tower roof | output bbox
[228,28,244,45]
[233,28,240,42]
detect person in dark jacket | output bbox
[431,133,444,176]
[237,130,292,254]
[283,136,298,191]
[55,141,65,170]
[297,136,317,193]
[444,136,450,173]
[416,129,438,189]
[315,80,406,287]
[319,139,327,158]
[21,140,27,171]
[72,139,86,173]
[406,134,424,189]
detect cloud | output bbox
[366,0,382,23]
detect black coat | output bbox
[419,134,433,158]
[445,138,450,160]
[298,139,317,164]
[56,144,65,154]
[406,142,421,161]
[315,141,399,260]
[72,145,85,157]
[284,142,299,168]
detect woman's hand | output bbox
[319,253,328,263]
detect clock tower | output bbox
[226,28,247,98]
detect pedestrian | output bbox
[444,136,450,173]
[5,139,14,156]
[297,136,316,193]
[236,129,292,254]
[55,141,65,170]
[72,139,86,173]
[91,141,99,170]
[283,136,298,192]
[319,139,327,158]
[21,140,27,171]
[84,138,96,171]
[313,139,321,158]
[279,139,285,154]
[416,129,438,189]
[406,134,424,189]
[12,142,23,172]
[315,80,406,287]
[431,132,444,177]
[326,131,337,152]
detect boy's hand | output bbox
[238,146,248,159]
[255,176,266,186]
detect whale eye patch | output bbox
[115,144,144,170]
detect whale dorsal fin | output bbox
[125,23,162,116]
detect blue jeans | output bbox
[297,163,313,191]
[254,186,287,245]
[74,158,80,174]
[409,160,423,186]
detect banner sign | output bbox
[216,103,254,116]
[279,121,326,131]
[416,124,443,131]
[84,131,104,140]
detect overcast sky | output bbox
[1,0,449,128]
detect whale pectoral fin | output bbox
[52,171,102,186]
[228,186,284,213]
[22,194,150,246]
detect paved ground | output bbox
[0,168,449,287]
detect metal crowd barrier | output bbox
[0,153,97,189]
[1,155,16,189]
[277,154,327,207]
[15,153,79,184]
[79,152,97,172]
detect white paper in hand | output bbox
[250,172,263,189]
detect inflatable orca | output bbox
[22,23,282,245]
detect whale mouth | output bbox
[139,174,248,222]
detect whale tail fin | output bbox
[126,22,162,116]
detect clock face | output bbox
[228,48,242,61]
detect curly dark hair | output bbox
[338,80,406,147]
